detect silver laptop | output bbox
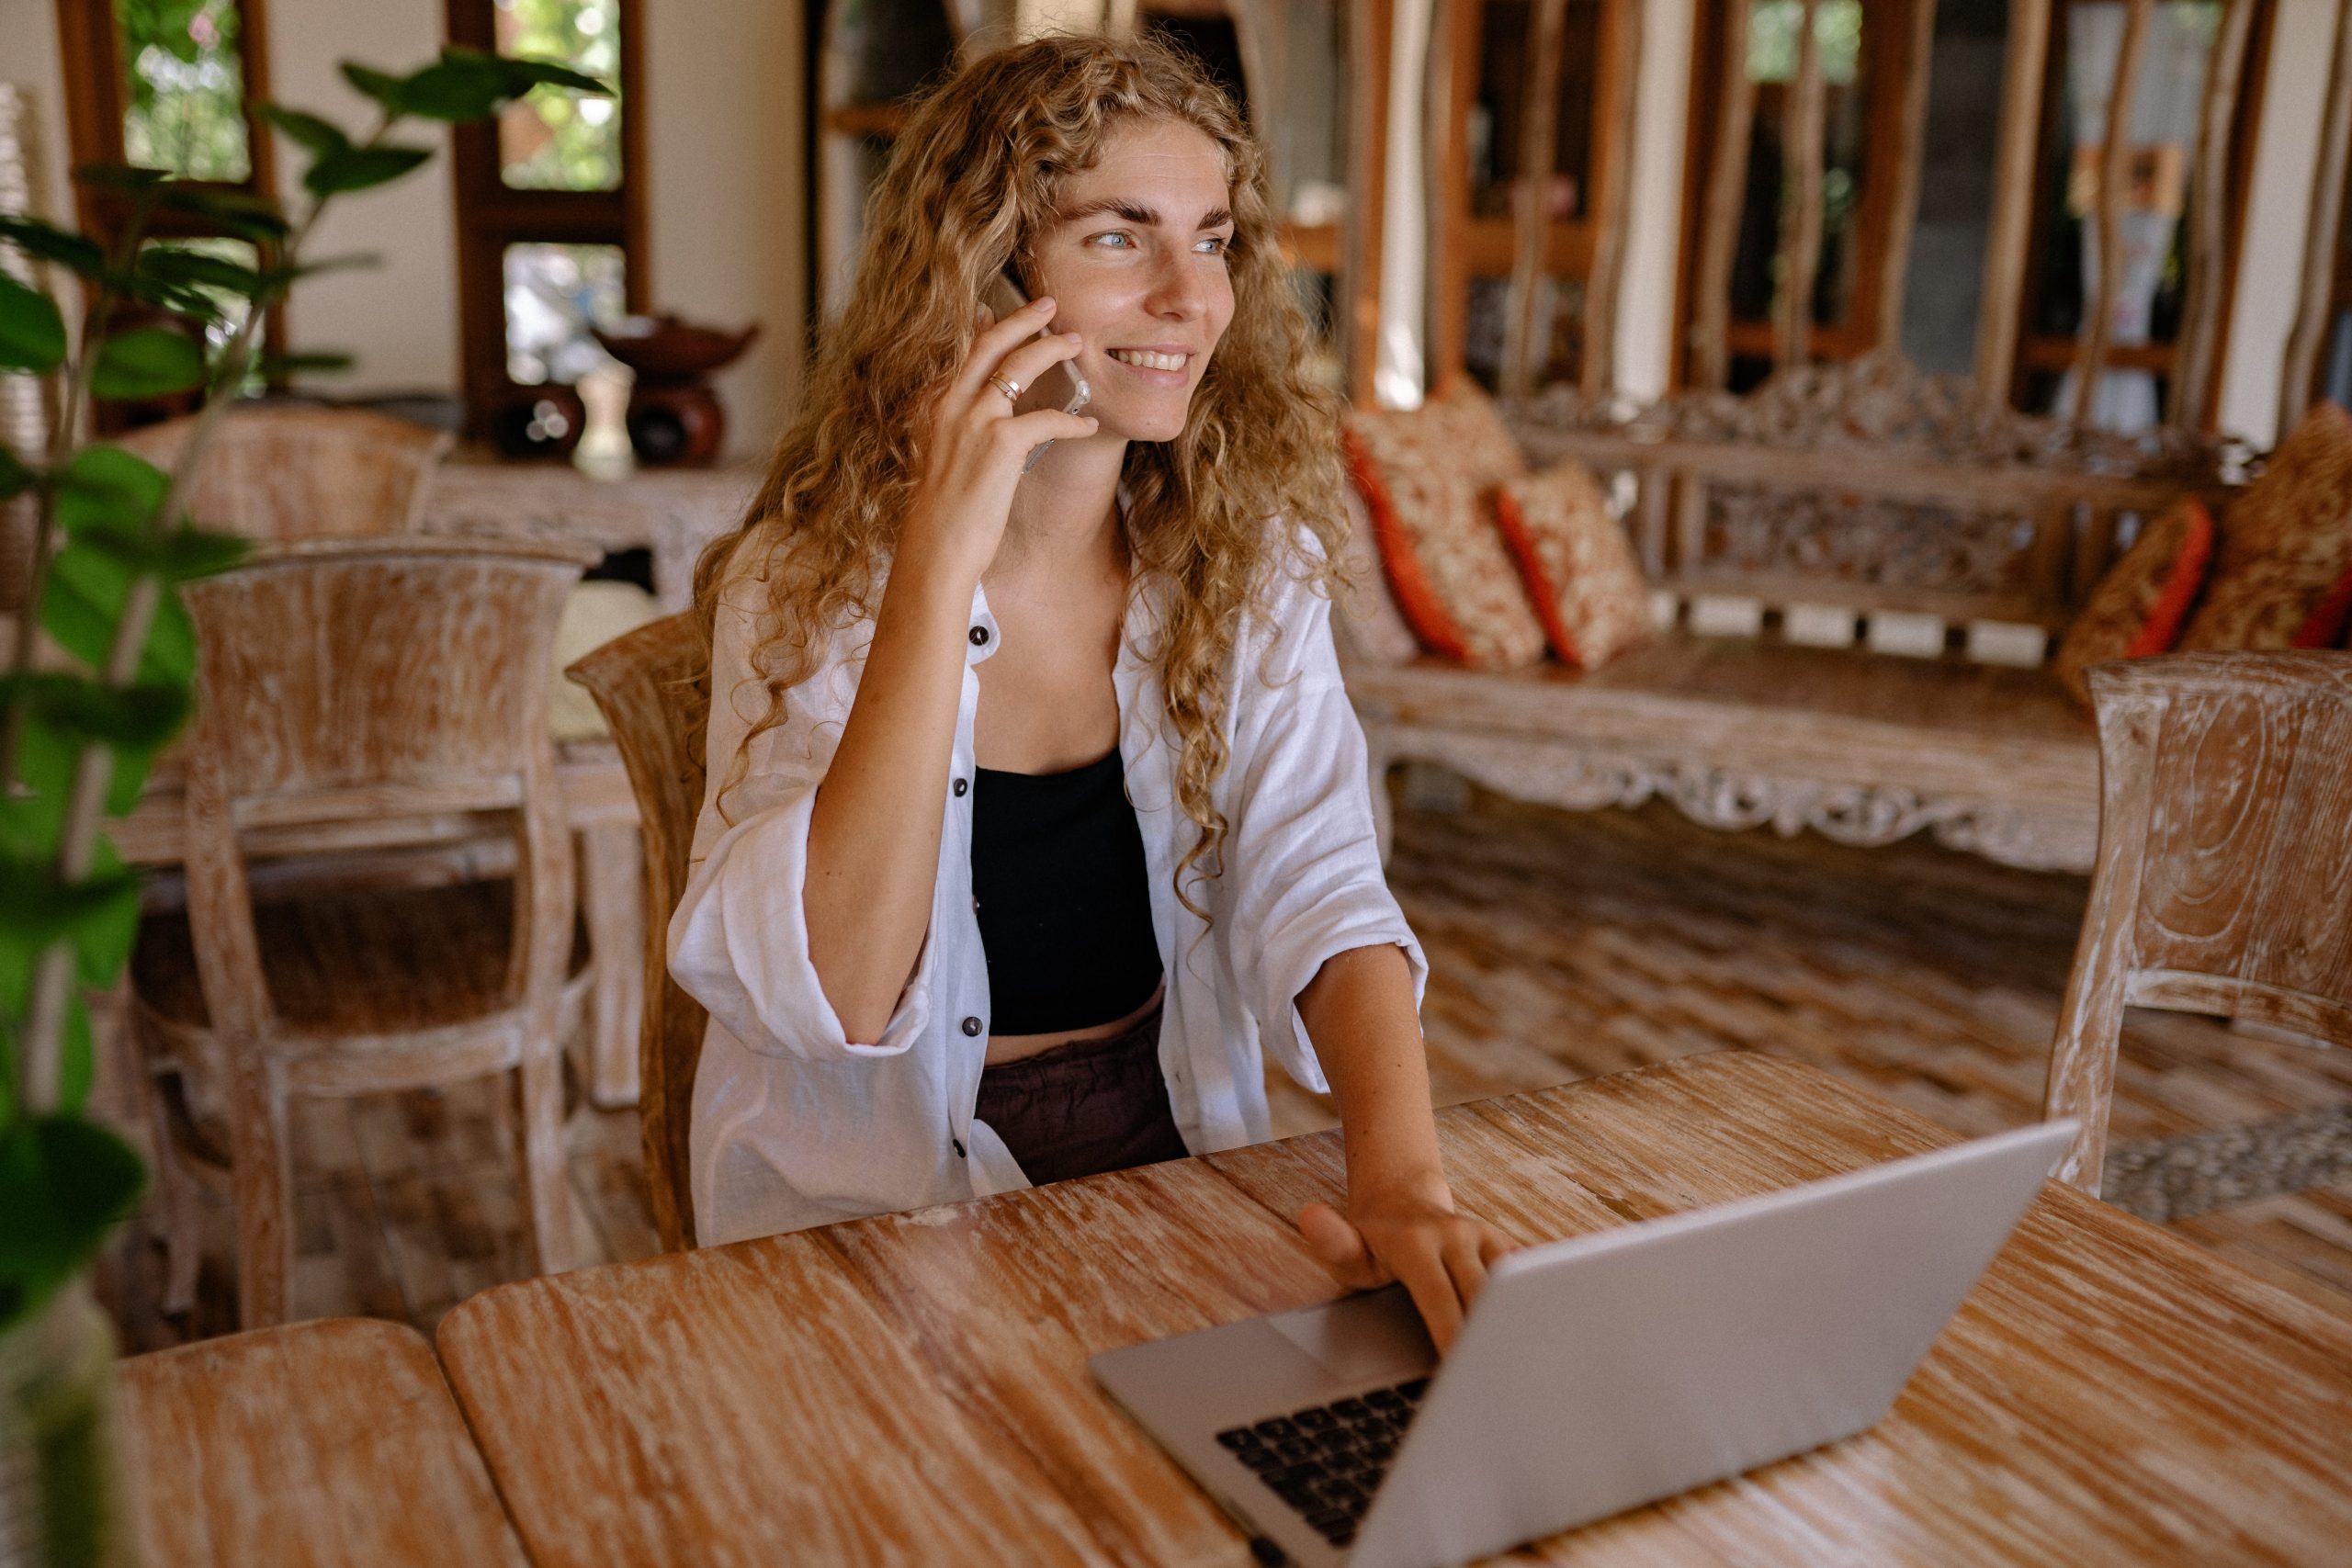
[1091,1118,2076,1568]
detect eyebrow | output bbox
[1058,197,1236,231]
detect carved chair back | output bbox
[1509,360,2236,668]
[119,404,453,539]
[177,536,598,1044]
[2044,651,2352,1190]
[565,612,711,1251]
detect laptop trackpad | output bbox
[1266,1284,1436,1384]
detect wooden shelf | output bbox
[1459,215,1597,280]
[2018,335,2179,376]
[1280,221,1341,275]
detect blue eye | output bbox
[1196,235,1231,256]
[1090,231,1135,249]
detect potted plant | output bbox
[0,48,605,1565]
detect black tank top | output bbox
[969,747,1163,1035]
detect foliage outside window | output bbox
[496,0,624,190]
[115,0,253,183]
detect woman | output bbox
[670,32,1512,1347]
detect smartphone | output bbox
[980,270,1091,471]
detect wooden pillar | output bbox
[2170,0,2252,431]
[2072,0,2152,425]
[1773,0,1826,370]
[1504,0,1570,396]
[1691,0,1758,389]
[1874,0,1939,353]
[1974,0,2053,403]
[1345,0,1394,407]
[2282,0,2352,432]
[1582,0,1645,399]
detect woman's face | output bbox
[1024,117,1238,445]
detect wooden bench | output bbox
[1341,360,2239,874]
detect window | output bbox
[2009,0,2272,429]
[52,0,282,427]
[1675,0,1924,392]
[1430,0,1640,394]
[446,0,645,441]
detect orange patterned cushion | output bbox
[1341,388,1545,670]
[2177,401,2352,652]
[1491,461,1654,670]
[2052,497,2215,709]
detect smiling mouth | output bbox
[1107,349,1191,372]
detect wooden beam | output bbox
[1504,0,1570,396]
[1692,0,1758,389]
[1874,0,1939,353]
[1430,0,1482,389]
[1774,0,1826,369]
[2282,0,2352,431]
[2073,0,2152,425]
[2170,0,2252,431]
[1974,0,2053,402]
[1345,0,1393,407]
[1582,0,1645,399]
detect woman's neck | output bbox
[992,433,1130,580]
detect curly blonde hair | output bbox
[696,30,1347,913]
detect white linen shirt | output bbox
[669,531,1427,1247]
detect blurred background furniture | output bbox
[118,403,452,537]
[2046,649,2352,1195]
[565,612,711,1253]
[130,536,597,1326]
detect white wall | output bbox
[2,0,808,462]
[2216,0,2335,448]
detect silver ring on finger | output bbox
[986,374,1022,403]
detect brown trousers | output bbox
[973,1006,1189,1187]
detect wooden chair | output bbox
[116,403,453,537]
[2044,651,2352,1194]
[130,536,599,1326]
[564,612,711,1251]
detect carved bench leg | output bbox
[579,823,645,1109]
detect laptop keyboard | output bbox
[1215,1377,1429,1551]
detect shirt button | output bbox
[952,1138,967,1159]
[953,777,968,797]
[969,626,989,647]
[961,1016,982,1036]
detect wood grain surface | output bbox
[435,1052,2352,1566]
[117,1316,529,1567]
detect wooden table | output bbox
[434,1052,2352,1565]
[116,1317,529,1567]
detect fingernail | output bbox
[1034,296,1056,311]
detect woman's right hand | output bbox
[898,296,1098,586]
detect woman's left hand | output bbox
[1296,1172,1518,1354]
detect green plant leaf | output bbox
[0,273,66,374]
[0,215,107,278]
[258,349,356,378]
[0,447,33,501]
[57,994,96,1115]
[0,853,141,952]
[40,543,197,686]
[304,143,435,197]
[0,673,191,752]
[140,245,267,298]
[394,49,518,120]
[149,184,291,242]
[255,103,353,157]
[272,253,381,284]
[0,1115,147,1326]
[72,164,171,195]
[80,523,250,583]
[70,839,138,998]
[90,329,207,400]
[496,54,613,96]
[54,445,171,536]
[339,62,412,114]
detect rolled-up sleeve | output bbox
[665,569,930,1060]
[1218,549,1428,1094]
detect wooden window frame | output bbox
[445,0,649,441]
[1429,0,1641,393]
[2007,0,2273,428]
[1669,0,1928,390]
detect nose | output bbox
[1144,248,1209,322]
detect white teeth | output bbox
[1110,349,1187,372]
